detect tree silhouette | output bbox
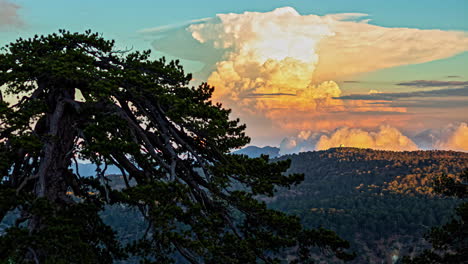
[0,30,353,263]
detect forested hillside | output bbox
[268,148,468,263]
[6,148,464,263]
[103,148,468,263]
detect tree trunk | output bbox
[27,85,77,261]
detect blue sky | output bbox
[2,0,467,80]
[4,0,468,43]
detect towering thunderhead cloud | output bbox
[150,7,468,133]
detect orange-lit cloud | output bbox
[315,126,418,151]
[435,123,468,151]
[183,7,468,133]
[0,0,21,28]
[279,123,468,154]
[274,111,411,132]
[280,125,418,154]
[149,7,468,148]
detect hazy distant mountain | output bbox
[232,145,280,158]
[74,145,282,176]
[71,163,121,177]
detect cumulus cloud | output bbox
[437,123,468,151]
[175,7,468,83]
[280,126,418,154]
[315,126,418,151]
[0,0,22,28]
[150,7,468,141]
[414,123,468,151]
[279,130,326,155]
[183,7,421,128]
[191,7,336,106]
[368,90,381,94]
[280,123,468,154]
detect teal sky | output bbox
[3,1,468,48]
[2,0,467,81]
[1,0,467,148]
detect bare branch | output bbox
[27,247,40,264]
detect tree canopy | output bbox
[403,170,468,264]
[0,30,354,263]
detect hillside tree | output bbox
[403,170,467,264]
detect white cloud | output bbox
[150,7,468,143]
[439,123,468,151]
[315,126,418,151]
[178,7,468,125]
[280,126,419,154]
[138,18,211,34]
[313,19,468,82]
[280,123,468,154]
[279,130,327,155]
[428,123,468,151]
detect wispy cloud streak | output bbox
[397,80,468,87]
[0,0,22,28]
[337,87,468,101]
[138,18,211,34]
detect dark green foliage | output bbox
[99,148,467,263]
[433,170,468,198]
[0,199,125,263]
[267,148,467,263]
[403,170,468,264]
[0,30,352,263]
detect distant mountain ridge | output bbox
[74,145,281,176]
[72,163,121,177]
[232,145,280,158]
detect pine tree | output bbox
[0,30,354,263]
